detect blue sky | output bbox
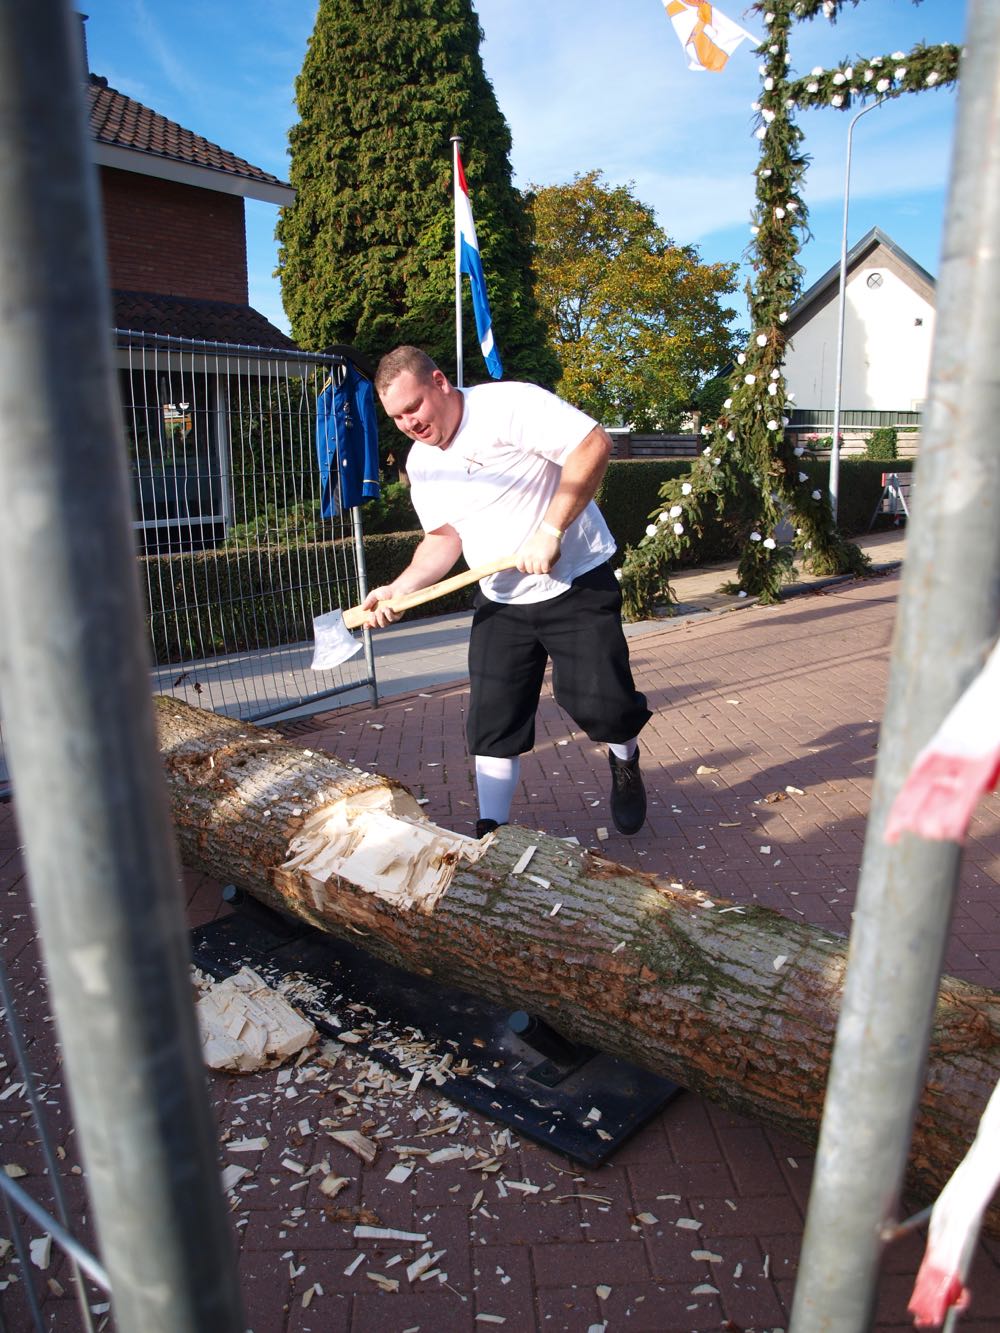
[82,0,964,337]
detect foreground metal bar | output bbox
[791,4,1000,1328]
[0,5,244,1330]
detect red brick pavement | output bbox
[3,571,1000,1331]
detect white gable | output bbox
[783,237,936,412]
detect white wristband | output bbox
[539,521,564,540]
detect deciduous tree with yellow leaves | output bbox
[529,171,742,430]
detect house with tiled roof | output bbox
[77,14,309,555]
[84,34,295,348]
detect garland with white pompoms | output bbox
[618,1,959,618]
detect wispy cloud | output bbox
[131,0,205,104]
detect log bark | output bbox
[155,695,1000,1232]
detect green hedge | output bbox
[142,458,914,662]
[597,460,741,567]
[597,456,914,552]
[799,457,914,536]
[865,427,899,461]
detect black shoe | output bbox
[475,818,507,839]
[608,747,647,835]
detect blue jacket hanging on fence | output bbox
[316,362,381,516]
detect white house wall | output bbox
[783,261,935,411]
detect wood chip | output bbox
[596,827,609,841]
[343,1253,365,1276]
[366,1272,400,1292]
[406,1251,437,1283]
[504,1180,539,1194]
[29,1236,51,1270]
[692,1250,723,1263]
[329,1130,377,1164]
[319,1174,350,1198]
[220,1164,250,1192]
[696,764,718,774]
[386,1163,413,1185]
[675,1217,702,1230]
[692,1283,719,1295]
[773,955,788,971]
[227,1137,268,1153]
[353,1226,426,1243]
[427,1146,465,1164]
[785,785,805,795]
[596,1285,612,1300]
[635,1212,658,1225]
[553,1193,613,1205]
[511,846,537,874]
[475,1318,506,1325]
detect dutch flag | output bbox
[455,150,503,380]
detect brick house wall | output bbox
[100,166,248,305]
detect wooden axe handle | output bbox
[342,555,519,629]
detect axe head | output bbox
[310,608,364,671]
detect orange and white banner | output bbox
[663,0,759,73]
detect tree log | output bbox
[155,695,1000,1232]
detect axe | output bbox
[310,553,518,671]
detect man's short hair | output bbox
[375,346,439,396]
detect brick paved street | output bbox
[3,570,1000,1330]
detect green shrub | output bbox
[795,457,913,535]
[223,482,419,546]
[866,427,899,461]
[597,459,740,567]
[360,481,420,534]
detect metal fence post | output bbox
[0,4,244,1329]
[791,2,1000,1327]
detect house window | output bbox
[121,367,225,555]
[866,272,884,289]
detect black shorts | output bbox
[466,561,651,757]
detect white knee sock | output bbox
[475,755,520,824]
[609,738,639,762]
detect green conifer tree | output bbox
[276,0,558,389]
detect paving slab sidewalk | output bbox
[4,543,1000,1332]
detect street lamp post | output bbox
[829,98,884,522]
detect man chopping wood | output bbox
[365,345,651,839]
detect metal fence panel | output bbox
[120,330,378,722]
[1,332,379,790]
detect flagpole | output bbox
[450,134,464,389]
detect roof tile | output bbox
[112,290,299,351]
[88,75,288,189]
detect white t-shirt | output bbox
[406,382,616,604]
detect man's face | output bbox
[378,368,462,449]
